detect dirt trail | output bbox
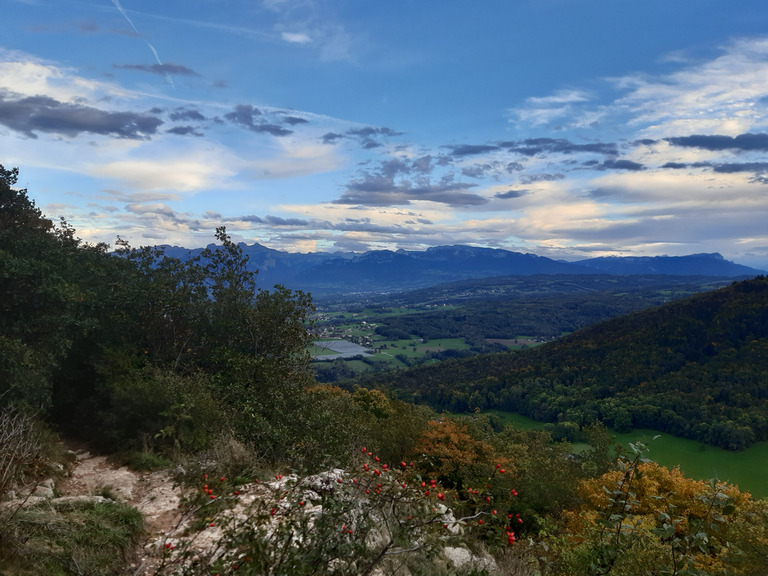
[58,448,184,573]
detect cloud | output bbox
[322,132,344,144]
[666,133,768,152]
[169,108,206,122]
[0,54,128,103]
[601,159,645,171]
[0,93,162,139]
[166,126,203,136]
[114,63,200,76]
[510,89,592,127]
[281,32,312,44]
[283,115,309,125]
[89,155,234,192]
[615,37,768,137]
[500,138,618,157]
[335,172,486,207]
[712,161,768,176]
[495,189,528,199]
[520,173,565,184]
[224,104,293,136]
[447,144,499,157]
[226,214,312,226]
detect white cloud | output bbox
[0,50,129,104]
[281,31,312,44]
[88,155,235,192]
[615,37,768,137]
[248,141,346,179]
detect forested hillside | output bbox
[352,276,768,450]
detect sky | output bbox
[3,0,768,269]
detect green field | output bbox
[614,429,768,499]
[484,411,768,498]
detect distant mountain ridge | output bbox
[158,243,765,296]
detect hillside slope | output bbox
[354,276,768,450]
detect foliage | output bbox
[539,442,767,576]
[156,448,523,575]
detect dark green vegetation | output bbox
[312,275,735,381]
[4,165,768,574]
[351,275,768,451]
[1,164,314,461]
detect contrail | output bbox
[110,0,174,88]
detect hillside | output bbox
[351,276,768,450]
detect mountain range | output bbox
[160,243,765,296]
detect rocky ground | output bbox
[42,447,184,574]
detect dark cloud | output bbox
[411,155,434,174]
[124,203,178,218]
[224,104,292,136]
[662,162,688,169]
[114,63,200,76]
[338,126,404,150]
[495,189,528,199]
[666,133,768,152]
[332,218,411,233]
[447,144,499,157]
[0,94,162,139]
[166,126,203,136]
[581,159,644,171]
[283,115,309,125]
[500,138,618,157]
[603,159,644,171]
[712,162,768,174]
[347,126,403,138]
[169,108,206,122]
[322,132,344,144]
[462,164,494,178]
[223,215,311,226]
[335,172,486,207]
[520,173,565,184]
[506,162,524,173]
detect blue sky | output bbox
[3,0,768,268]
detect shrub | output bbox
[154,447,524,575]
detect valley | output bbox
[310,274,737,380]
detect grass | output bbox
[483,411,768,499]
[0,499,144,575]
[613,429,768,499]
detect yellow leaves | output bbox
[416,419,512,482]
[579,461,749,522]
